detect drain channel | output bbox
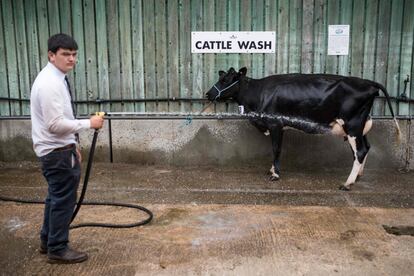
[383,225,414,236]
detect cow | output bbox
[206,67,401,191]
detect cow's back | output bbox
[255,74,379,124]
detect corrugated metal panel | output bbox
[0,0,9,116]
[0,0,413,117]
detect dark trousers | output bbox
[39,146,80,253]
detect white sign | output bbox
[191,32,276,53]
[328,25,350,55]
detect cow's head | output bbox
[206,67,247,102]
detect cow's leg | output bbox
[357,155,368,180]
[357,135,370,178]
[340,134,370,191]
[363,119,373,135]
[269,126,284,181]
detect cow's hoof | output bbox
[269,175,280,181]
[339,184,352,191]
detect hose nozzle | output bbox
[95,112,106,117]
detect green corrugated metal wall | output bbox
[0,0,413,116]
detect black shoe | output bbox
[39,242,47,254]
[47,247,88,264]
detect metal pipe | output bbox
[108,118,113,163]
[0,97,30,102]
[2,96,413,104]
[375,96,414,104]
[1,114,414,120]
[73,98,211,104]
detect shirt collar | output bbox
[46,62,67,82]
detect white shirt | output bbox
[30,62,90,157]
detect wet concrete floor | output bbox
[0,162,413,275]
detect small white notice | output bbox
[191,32,276,53]
[328,25,350,55]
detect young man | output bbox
[30,33,104,264]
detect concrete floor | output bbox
[0,162,413,275]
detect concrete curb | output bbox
[0,119,412,170]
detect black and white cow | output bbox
[206,67,401,190]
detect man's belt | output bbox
[52,143,76,152]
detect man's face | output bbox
[48,48,77,73]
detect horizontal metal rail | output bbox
[1,113,413,120]
[375,96,414,103]
[0,96,412,120]
[0,97,211,103]
[1,96,413,104]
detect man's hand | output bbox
[90,115,104,129]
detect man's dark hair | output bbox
[47,33,78,53]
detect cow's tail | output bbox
[372,82,402,142]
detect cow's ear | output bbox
[239,67,247,76]
[219,70,226,76]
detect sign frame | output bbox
[191,31,276,54]
[327,25,350,56]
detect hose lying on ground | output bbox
[0,129,153,229]
[0,196,153,229]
